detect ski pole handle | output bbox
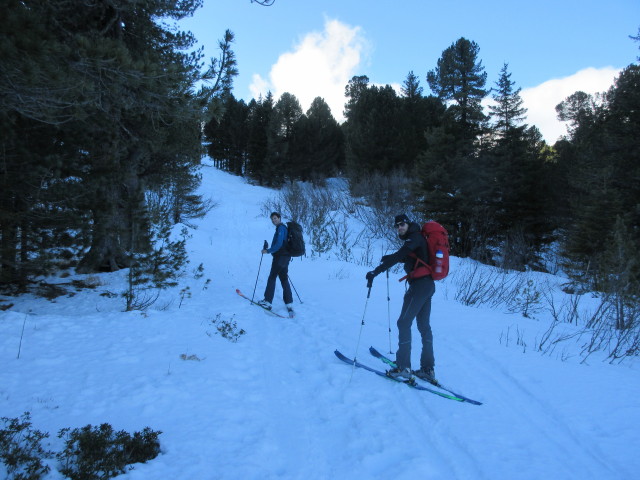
[263,240,268,250]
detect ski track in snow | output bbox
[459,338,628,480]
[1,163,639,480]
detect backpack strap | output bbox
[398,252,432,282]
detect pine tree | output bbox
[343,84,405,178]
[484,125,555,269]
[1,1,91,285]
[265,92,303,186]
[290,97,344,181]
[401,71,423,99]
[599,216,640,331]
[557,64,640,287]
[343,75,370,120]
[416,38,490,258]
[0,0,236,290]
[399,72,446,173]
[426,37,488,141]
[246,93,274,185]
[204,94,249,175]
[489,63,527,135]
[480,65,555,269]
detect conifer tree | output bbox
[399,72,446,174]
[480,65,555,269]
[246,93,274,185]
[426,37,488,141]
[290,97,344,181]
[489,63,527,135]
[599,216,640,331]
[205,94,249,175]
[0,0,236,291]
[343,75,370,120]
[264,92,303,186]
[556,64,640,288]
[401,71,423,100]
[416,38,489,258]
[343,85,405,178]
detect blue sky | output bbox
[180,0,639,143]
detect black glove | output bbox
[366,271,377,288]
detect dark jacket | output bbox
[374,222,429,279]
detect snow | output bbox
[1,164,639,480]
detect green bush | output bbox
[209,313,246,342]
[0,413,52,480]
[57,424,161,480]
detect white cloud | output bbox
[521,67,620,143]
[248,73,269,100]
[249,19,370,121]
[250,23,620,145]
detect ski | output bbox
[368,346,482,405]
[334,350,469,403]
[235,289,288,318]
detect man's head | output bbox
[394,214,410,236]
[270,212,282,226]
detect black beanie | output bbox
[394,214,410,225]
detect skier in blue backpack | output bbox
[258,212,294,317]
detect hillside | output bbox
[1,164,639,480]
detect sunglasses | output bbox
[395,222,407,228]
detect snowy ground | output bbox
[1,164,639,480]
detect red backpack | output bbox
[399,221,450,282]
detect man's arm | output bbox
[266,225,287,254]
[373,238,417,274]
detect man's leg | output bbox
[416,279,436,370]
[416,304,434,370]
[395,278,434,370]
[263,258,279,303]
[278,258,293,305]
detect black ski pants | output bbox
[264,254,293,305]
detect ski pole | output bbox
[350,282,373,382]
[251,240,268,302]
[386,270,393,354]
[288,275,303,304]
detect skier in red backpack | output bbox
[365,214,437,384]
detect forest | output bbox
[205,37,640,298]
[1,1,639,329]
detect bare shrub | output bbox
[542,287,582,325]
[579,292,640,363]
[537,286,640,363]
[451,260,542,318]
[349,171,416,245]
[263,180,355,258]
[499,324,528,353]
[498,228,533,272]
[262,181,310,224]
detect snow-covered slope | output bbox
[1,164,638,480]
